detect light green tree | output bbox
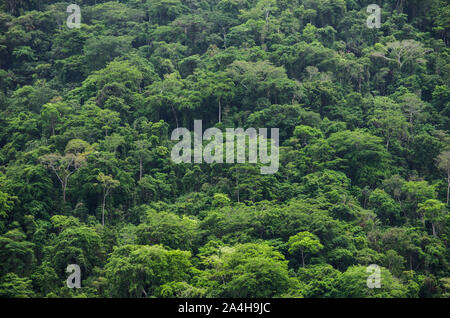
[95,173,120,226]
[288,231,324,267]
[40,139,90,203]
[418,199,447,237]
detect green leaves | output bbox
[369,96,409,151]
[327,129,390,186]
[227,60,300,108]
[371,40,432,73]
[332,265,408,298]
[0,273,34,298]
[0,229,34,276]
[0,0,448,299]
[368,189,401,226]
[83,36,133,73]
[418,199,447,237]
[136,210,199,250]
[288,231,323,267]
[104,244,192,297]
[45,225,104,279]
[197,243,293,298]
[0,172,15,221]
[39,140,90,203]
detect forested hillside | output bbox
[0,0,449,298]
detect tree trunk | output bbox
[62,183,67,203]
[62,175,69,203]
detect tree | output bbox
[372,40,432,72]
[45,225,104,279]
[0,273,34,298]
[0,229,34,276]
[145,72,192,128]
[31,261,59,297]
[136,210,198,251]
[398,93,425,129]
[369,96,409,151]
[40,100,69,136]
[437,150,450,204]
[332,265,407,298]
[95,173,120,226]
[418,199,447,237]
[227,60,299,109]
[98,109,121,137]
[402,180,436,222]
[239,0,278,47]
[296,264,341,297]
[383,250,406,277]
[197,243,294,298]
[83,36,133,72]
[40,140,90,204]
[292,125,323,147]
[104,244,192,297]
[368,189,401,226]
[138,173,173,202]
[102,133,125,155]
[130,139,153,181]
[212,193,231,208]
[288,231,323,267]
[0,173,15,228]
[193,71,234,123]
[145,0,184,25]
[327,130,390,186]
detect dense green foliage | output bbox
[0,0,449,298]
